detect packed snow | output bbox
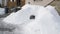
[3,4,44,25]
[45,5,59,16]
[3,4,60,34]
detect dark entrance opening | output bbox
[17,0,21,6]
[30,15,35,19]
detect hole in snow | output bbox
[30,15,35,19]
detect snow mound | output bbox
[3,4,44,25]
[3,4,60,34]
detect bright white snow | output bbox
[45,5,59,16]
[3,4,44,25]
[3,4,60,34]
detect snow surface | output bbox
[3,4,60,34]
[45,5,59,16]
[3,4,44,25]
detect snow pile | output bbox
[16,7,60,34]
[3,4,60,34]
[3,4,44,25]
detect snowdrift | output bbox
[3,4,60,34]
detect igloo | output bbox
[3,4,60,34]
